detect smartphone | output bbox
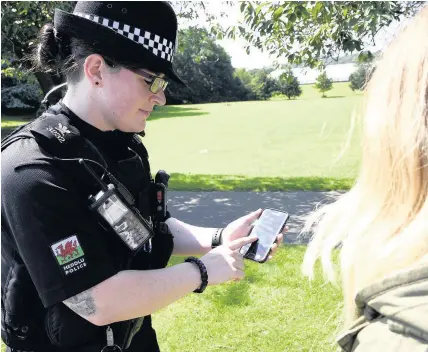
[240,208,289,263]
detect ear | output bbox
[83,54,106,87]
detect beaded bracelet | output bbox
[184,256,208,293]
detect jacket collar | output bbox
[337,263,428,351]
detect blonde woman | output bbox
[301,5,428,352]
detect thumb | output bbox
[229,235,258,251]
[245,208,263,226]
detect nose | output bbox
[150,89,166,106]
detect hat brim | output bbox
[165,67,187,87]
[54,9,186,86]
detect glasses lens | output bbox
[150,78,167,94]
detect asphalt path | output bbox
[167,191,343,244]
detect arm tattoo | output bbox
[63,288,97,316]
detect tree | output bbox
[349,55,376,91]
[349,65,373,91]
[278,69,302,99]
[218,2,425,69]
[247,69,279,100]
[234,68,257,100]
[1,1,75,98]
[314,71,333,98]
[0,1,218,98]
[166,28,251,104]
[3,1,425,97]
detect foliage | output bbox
[1,84,43,111]
[349,55,376,91]
[249,69,280,100]
[349,66,369,91]
[1,1,75,62]
[233,68,280,101]
[166,28,251,104]
[234,68,257,100]
[314,71,333,97]
[1,58,38,89]
[278,69,302,99]
[217,1,425,68]
[1,1,76,97]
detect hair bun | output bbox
[37,23,60,72]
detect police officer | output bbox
[1,2,285,351]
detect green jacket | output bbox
[337,264,428,352]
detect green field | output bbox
[1,82,363,191]
[1,247,343,352]
[154,247,343,352]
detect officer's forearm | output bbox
[64,264,201,326]
[166,217,215,256]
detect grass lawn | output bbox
[1,116,32,137]
[154,246,343,352]
[144,82,363,190]
[1,82,363,191]
[1,247,343,352]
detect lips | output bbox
[139,109,152,118]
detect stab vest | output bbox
[1,104,174,351]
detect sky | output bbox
[176,1,283,69]
[175,1,408,71]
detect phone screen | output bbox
[240,209,289,262]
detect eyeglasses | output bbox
[103,57,168,94]
[130,69,169,94]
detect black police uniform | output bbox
[1,102,174,351]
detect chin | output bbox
[130,122,146,134]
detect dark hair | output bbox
[32,23,135,85]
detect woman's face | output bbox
[99,65,167,133]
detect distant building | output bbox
[271,63,357,84]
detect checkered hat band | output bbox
[74,12,175,62]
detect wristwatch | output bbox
[211,228,224,248]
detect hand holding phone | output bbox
[240,208,289,263]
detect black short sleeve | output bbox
[1,138,119,308]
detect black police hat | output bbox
[54,1,184,85]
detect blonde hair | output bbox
[301,5,428,326]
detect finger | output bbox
[282,226,289,234]
[229,235,258,251]
[245,208,263,226]
[270,244,278,255]
[267,255,273,261]
[234,269,244,281]
[232,251,244,260]
[276,233,284,244]
[234,261,245,271]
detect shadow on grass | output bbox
[168,173,355,192]
[149,105,209,121]
[322,96,346,99]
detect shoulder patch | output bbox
[51,235,87,275]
